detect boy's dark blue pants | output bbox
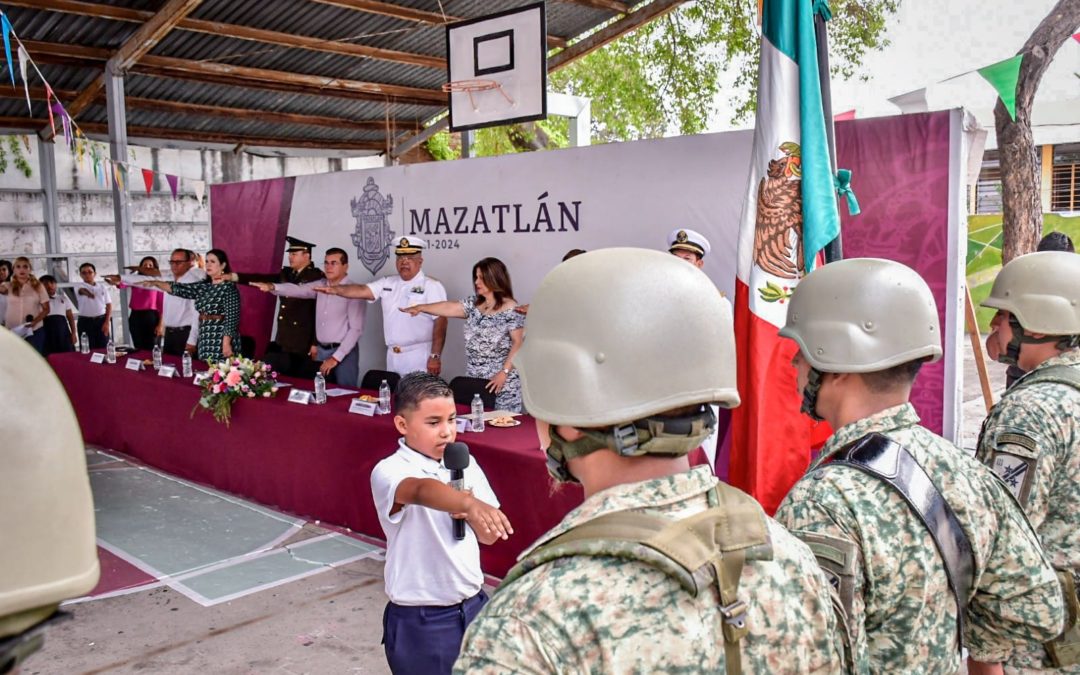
[382,590,488,675]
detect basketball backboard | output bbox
[444,3,547,132]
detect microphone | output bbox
[25,314,33,326]
[444,442,470,541]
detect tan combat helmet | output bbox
[982,251,1080,337]
[517,248,739,480]
[780,258,942,373]
[0,330,99,660]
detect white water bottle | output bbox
[182,351,193,378]
[105,337,116,364]
[314,372,327,405]
[470,394,485,432]
[378,379,391,415]
[80,332,90,354]
[152,342,163,370]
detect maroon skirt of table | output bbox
[50,351,708,577]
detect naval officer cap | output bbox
[668,228,711,258]
[285,236,316,253]
[394,236,428,255]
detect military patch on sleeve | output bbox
[991,450,1036,505]
[792,530,858,620]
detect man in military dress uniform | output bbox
[316,237,447,377]
[668,227,710,269]
[774,258,1063,674]
[456,248,848,674]
[226,236,324,376]
[976,251,1080,672]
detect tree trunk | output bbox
[996,0,1080,264]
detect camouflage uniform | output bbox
[777,403,1064,674]
[455,465,846,674]
[976,349,1080,672]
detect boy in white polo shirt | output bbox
[371,372,512,675]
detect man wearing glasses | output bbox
[108,249,204,355]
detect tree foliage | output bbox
[433,0,900,158]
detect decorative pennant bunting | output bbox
[888,87,929,114]
[1073,32,1080,44]
[977,54,1023,121]
[2,14,14,86]
[113,162,125,191]
[141,168,155,195]
[192,179,206,205]
[17,45,30,114]
[165,174,179,199]
[834,109,857,121]
[45,84,56,135]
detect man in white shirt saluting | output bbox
[315,237,447,377]
[107,249,204,355]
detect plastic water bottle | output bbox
[470,394,485,432]
[377,379,391,415]
[105,337,116,364]
[152,342,163,370]
[182,351,193,378]
[80,332,90,354]
[314,372,327,405]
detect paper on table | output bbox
[273,382,293,389]
[325,388,354,397]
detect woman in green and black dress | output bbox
[140,248,240,363]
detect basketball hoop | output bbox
[442,79,515,113]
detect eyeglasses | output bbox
[168,260,187,264]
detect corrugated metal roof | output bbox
[0,0,659,153]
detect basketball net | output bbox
[442,79,515,113]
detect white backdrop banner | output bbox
[286,131,755,380]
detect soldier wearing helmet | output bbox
[455,248,848,674]
[975,251,1080,670]
[0,329,99,671]
[774,258,1063,674]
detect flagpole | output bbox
[814,10,843,263]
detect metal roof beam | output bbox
[2,0,445,70]
[556,0,631,13]
[549,0,684,69]
[308,0,568,49]
[1,86,417,132]
[23,40,446,107]
[0,116,386,151]
[58,0,205,125]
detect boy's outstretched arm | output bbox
[393,478,513,544]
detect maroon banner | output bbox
[210,177,296,358]
[836,111,951,434]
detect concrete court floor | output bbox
[27,337,1006,675]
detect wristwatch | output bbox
[429,353,440,360]
[502,367,511,375]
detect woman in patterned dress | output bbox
[400,257,526,412]
[139,248,240,363]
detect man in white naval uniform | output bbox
[315,237,447,376]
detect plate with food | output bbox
[356,394,379,403]
[488,416,521,428]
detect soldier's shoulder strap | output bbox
[500,482,772,675]
[1012,363,1080,395]
[819,432,975,649]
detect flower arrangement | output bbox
[193,357,279,426]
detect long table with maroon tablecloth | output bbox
[49,350,588,577]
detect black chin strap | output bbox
[801,368,825,422]
[997,315,1080,365]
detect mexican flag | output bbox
[729,0,840,515]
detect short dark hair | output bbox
[326,247,348,264]
[171,248,194,262]
[0,259,12,276]
[859,359,925,393]
[395,373,453,414]
[79,262,96,273]
[562,249,586,262]
[1038,231,1075,253]
[39,274,57,284]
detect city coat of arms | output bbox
[351,177,395,276]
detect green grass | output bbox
[964,213,1080,331]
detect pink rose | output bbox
[212,371,222,383]
[225,369,243,387]
[212,383,223,394]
